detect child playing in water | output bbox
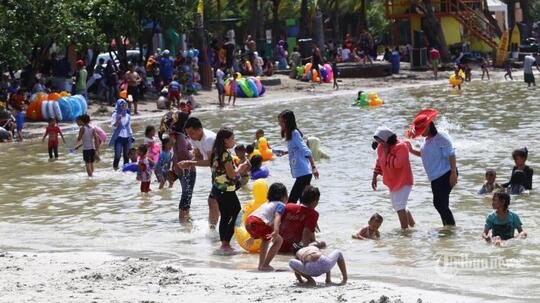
[289,242,348,286]
[128,147,137,163]
[228,73,238,106]
[246,183,287,271]
[250,155,270,180]
[42,118,65,161]
[246,144,261,160]
[254,129,268,149]
[504,148,533,190]
[505,170,526,195]
[483,192,526,246]
[478,169,502,194]
[74,114,101,177]
[233,144,247,166]
[353,213,383,240]
[453,68,464,90]
[136,144,152,193]
[144,125,160,165]
[481,55,490,80]
[154,137,173,189]
[504,60,513,80]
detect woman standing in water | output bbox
[210,127,243,252]
[372,126,415,229]
[405,109,458,226]
[170,112,196,220]
[278,110,319,203]
[109,99,133,170]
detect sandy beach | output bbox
[0,250,480,303]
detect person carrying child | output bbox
[144,125,160,165]
[245,183,287,271]
[289,242,348,287]
[42,118,65,161]
[483,192,526,246]
[353,213,383,240]
[478,169,502,194]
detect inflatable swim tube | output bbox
[235,179,269,253]
[251,166,270,180]
[247,78,259,97]
[41,101,50,120]
[122,163,139,173]
[91,124,108,144]
[58,97,72,121]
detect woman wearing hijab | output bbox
[109,99,134,170]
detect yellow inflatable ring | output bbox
[235,179,269,253]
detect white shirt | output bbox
[189,128,216,160]
[251,201,286,225]
[216,69,225,86]
[524,55,536,74]
[341,48,351,61]
[111,113,131,138]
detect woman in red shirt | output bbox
[372,126,415,229]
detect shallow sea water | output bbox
[1,79,539,301]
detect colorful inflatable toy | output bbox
[302,63,334,83]
[449,70,465,87]
[352,91,384,107]
[251,166,270,180]
[26,94,87,121]
[257,137,273,161]
[225,74,266,98]
[234,179,269,253]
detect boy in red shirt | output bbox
[42,118,65,161]
[279,185,321,253]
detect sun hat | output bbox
[405,109,440,139]
[373,126,395,143]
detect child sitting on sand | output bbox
[503,148,533,190]
[353,213,383,240]
[289,242,348,287]
[154,137,173,189]
[478,169,502,194]
[245,183,287,271]
[483,192,526,246]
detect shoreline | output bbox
[0,250,492,302]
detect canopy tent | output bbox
[487,0,508,30]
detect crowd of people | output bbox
[18,100,530,286]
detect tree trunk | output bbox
[249,0,259,40]
[507,0,516,33]
[418,0,449,61]
[272,0,281,44]
[334,0,341,43]
[299,0,309,38]
[195,13,212,90]
[356,0,367,39]
[519,0,532,38]
[482,0,502,37]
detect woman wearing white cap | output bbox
[372,126,415,229]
